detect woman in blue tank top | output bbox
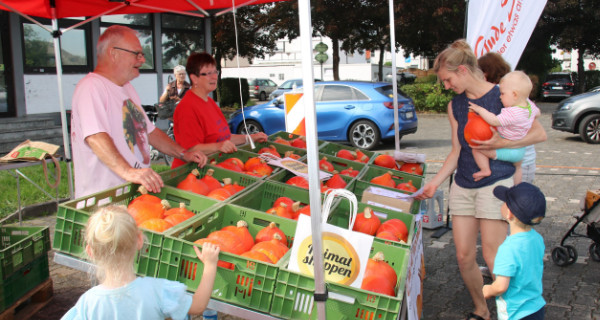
[415,40,546,320]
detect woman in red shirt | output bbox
[172,52,267,168]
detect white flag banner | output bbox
[466,0,547,69]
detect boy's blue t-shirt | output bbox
[493,229,546,320]
[61,277,192,320]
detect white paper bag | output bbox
[288,189,374,288]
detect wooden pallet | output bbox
[0,278,53,320]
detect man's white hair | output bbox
[174,65,186,75]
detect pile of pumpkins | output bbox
[176,168,245,201]
[369,172,418,193]
[264,196,311,220]
[194,221,289,268]
[361,252,399,296]
[127,187,196,232]
[353,207,409,243]
[372,154,424,176]
[334,149,371,164]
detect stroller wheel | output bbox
[552,246,577,266]
[564,245,578,264]
[589,243,600,262]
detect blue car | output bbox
[228,81,418,150]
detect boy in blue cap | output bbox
[483,182,546,320]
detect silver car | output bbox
[248,78,278,101]
[552,89,600,144]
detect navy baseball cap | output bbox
[493,182,546,225]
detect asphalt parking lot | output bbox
[22,101,600,320]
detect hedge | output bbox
[401,76,455,113]
[218,77,250,108]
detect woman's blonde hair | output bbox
[85,205,140,282]
[433,39,483,79]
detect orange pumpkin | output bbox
[244,157,264,171]
[399,163,423,176]
[294,205,311,219]
[340,167,360,177]
[374,154,397,169]
[249,234,289,263]
[139,218,172,232]
[223,157,245,171]
[377,219,408,243]
[286,176,309,189]
[222,178,245,195]
[273,196,294,209]
[255,222,288,246]
[164,202,194,217]
[355,149,370,163]
[266,203,294,219]
[319,157,335,172]
[258,145,281,158]
[370,172,396,188]
[284,151,302,160]
[336,149,356,161]
[240,250,272,263]
[128,199,170,225]
[249,162,273,177]
[291,137,307,149]
[364,252,398,288]
[222,221,254,252]
[164,213,192,227]
[396,180,418,193]
[464,111,494,146]
[376,230,399,242]
[207,187,232,201]
[200,169,222,192]
[325,173,347,189]
[353,207,381,236]
[129,186,161,207]
[207,230,245,254]
[176,169,209,195]
[194,238,232,269]
[273,137,291,146]
[361,275,395,296]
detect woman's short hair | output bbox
[173,65,186,75]
[433,39,483,79]
[478,52,511,84]
[186,52,216,81]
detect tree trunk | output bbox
[577,46,586,93]
[215,48,223,103]
[378,46,385,81]
[332,38,340,81]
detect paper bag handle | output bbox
[322,189,358,230]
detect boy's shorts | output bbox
[496,147,526,163]
[449,177,513,220]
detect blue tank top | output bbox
[452,85,515,188]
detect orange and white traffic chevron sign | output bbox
[284,92,305,136]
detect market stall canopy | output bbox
[0,0,287,19]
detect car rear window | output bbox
[375,85,408,99]
[248,79,256,86]
[546,74,572,82]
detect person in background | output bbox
[70,25,207,198]
[468,71,541,184]
[416,39,546,320]
[477,52,540,184]
[159,65,190,103]
[171,52,267,169]
[61,205,220,319]
[484,183,546,320]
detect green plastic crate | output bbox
[239,141,307,160]
[318,142,377,164]
[52,183,219,277]
[268,170,355,194]
[270,241,409,320]
[317,153,368,175]
[161,163,261,202]
[268,131,327,147]
[328,200,416,248]
[231,181,317,213]
[158,203,297,313]
[0,226,50,281]
[351,180,422,216]
[0,254,49,312]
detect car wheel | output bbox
[348,120,380,150]
[578,114,600,144]
[237,120,264,135]
[259,92,267,101]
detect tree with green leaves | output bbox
[543,0,600,92]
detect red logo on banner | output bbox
[473,0,519,57]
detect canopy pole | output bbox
[389,0,400,153]
[298,0,327,318]
[51,17,74,199]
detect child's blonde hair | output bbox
[433,39,484,80]
[85,205,140,282]
[500,70,533,101]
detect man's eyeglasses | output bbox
[113,47,145,60]
[199,70,219,76]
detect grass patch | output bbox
[0,162,172,218]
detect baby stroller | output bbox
[551,189,600,266]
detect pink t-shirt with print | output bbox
[71,73,155,198]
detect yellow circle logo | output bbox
[296,232,360,285]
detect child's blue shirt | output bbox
[61,277,192,320]
[493,229,546,320]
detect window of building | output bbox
[22,19,90,73]
[160,14,205,70]
[100,14,154,70]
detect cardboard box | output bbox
[361,186,413,213]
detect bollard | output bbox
[420,189,444,229]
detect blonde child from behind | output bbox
[61,205,220,320]
[468,71,541,183]
[483,183,546,320]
